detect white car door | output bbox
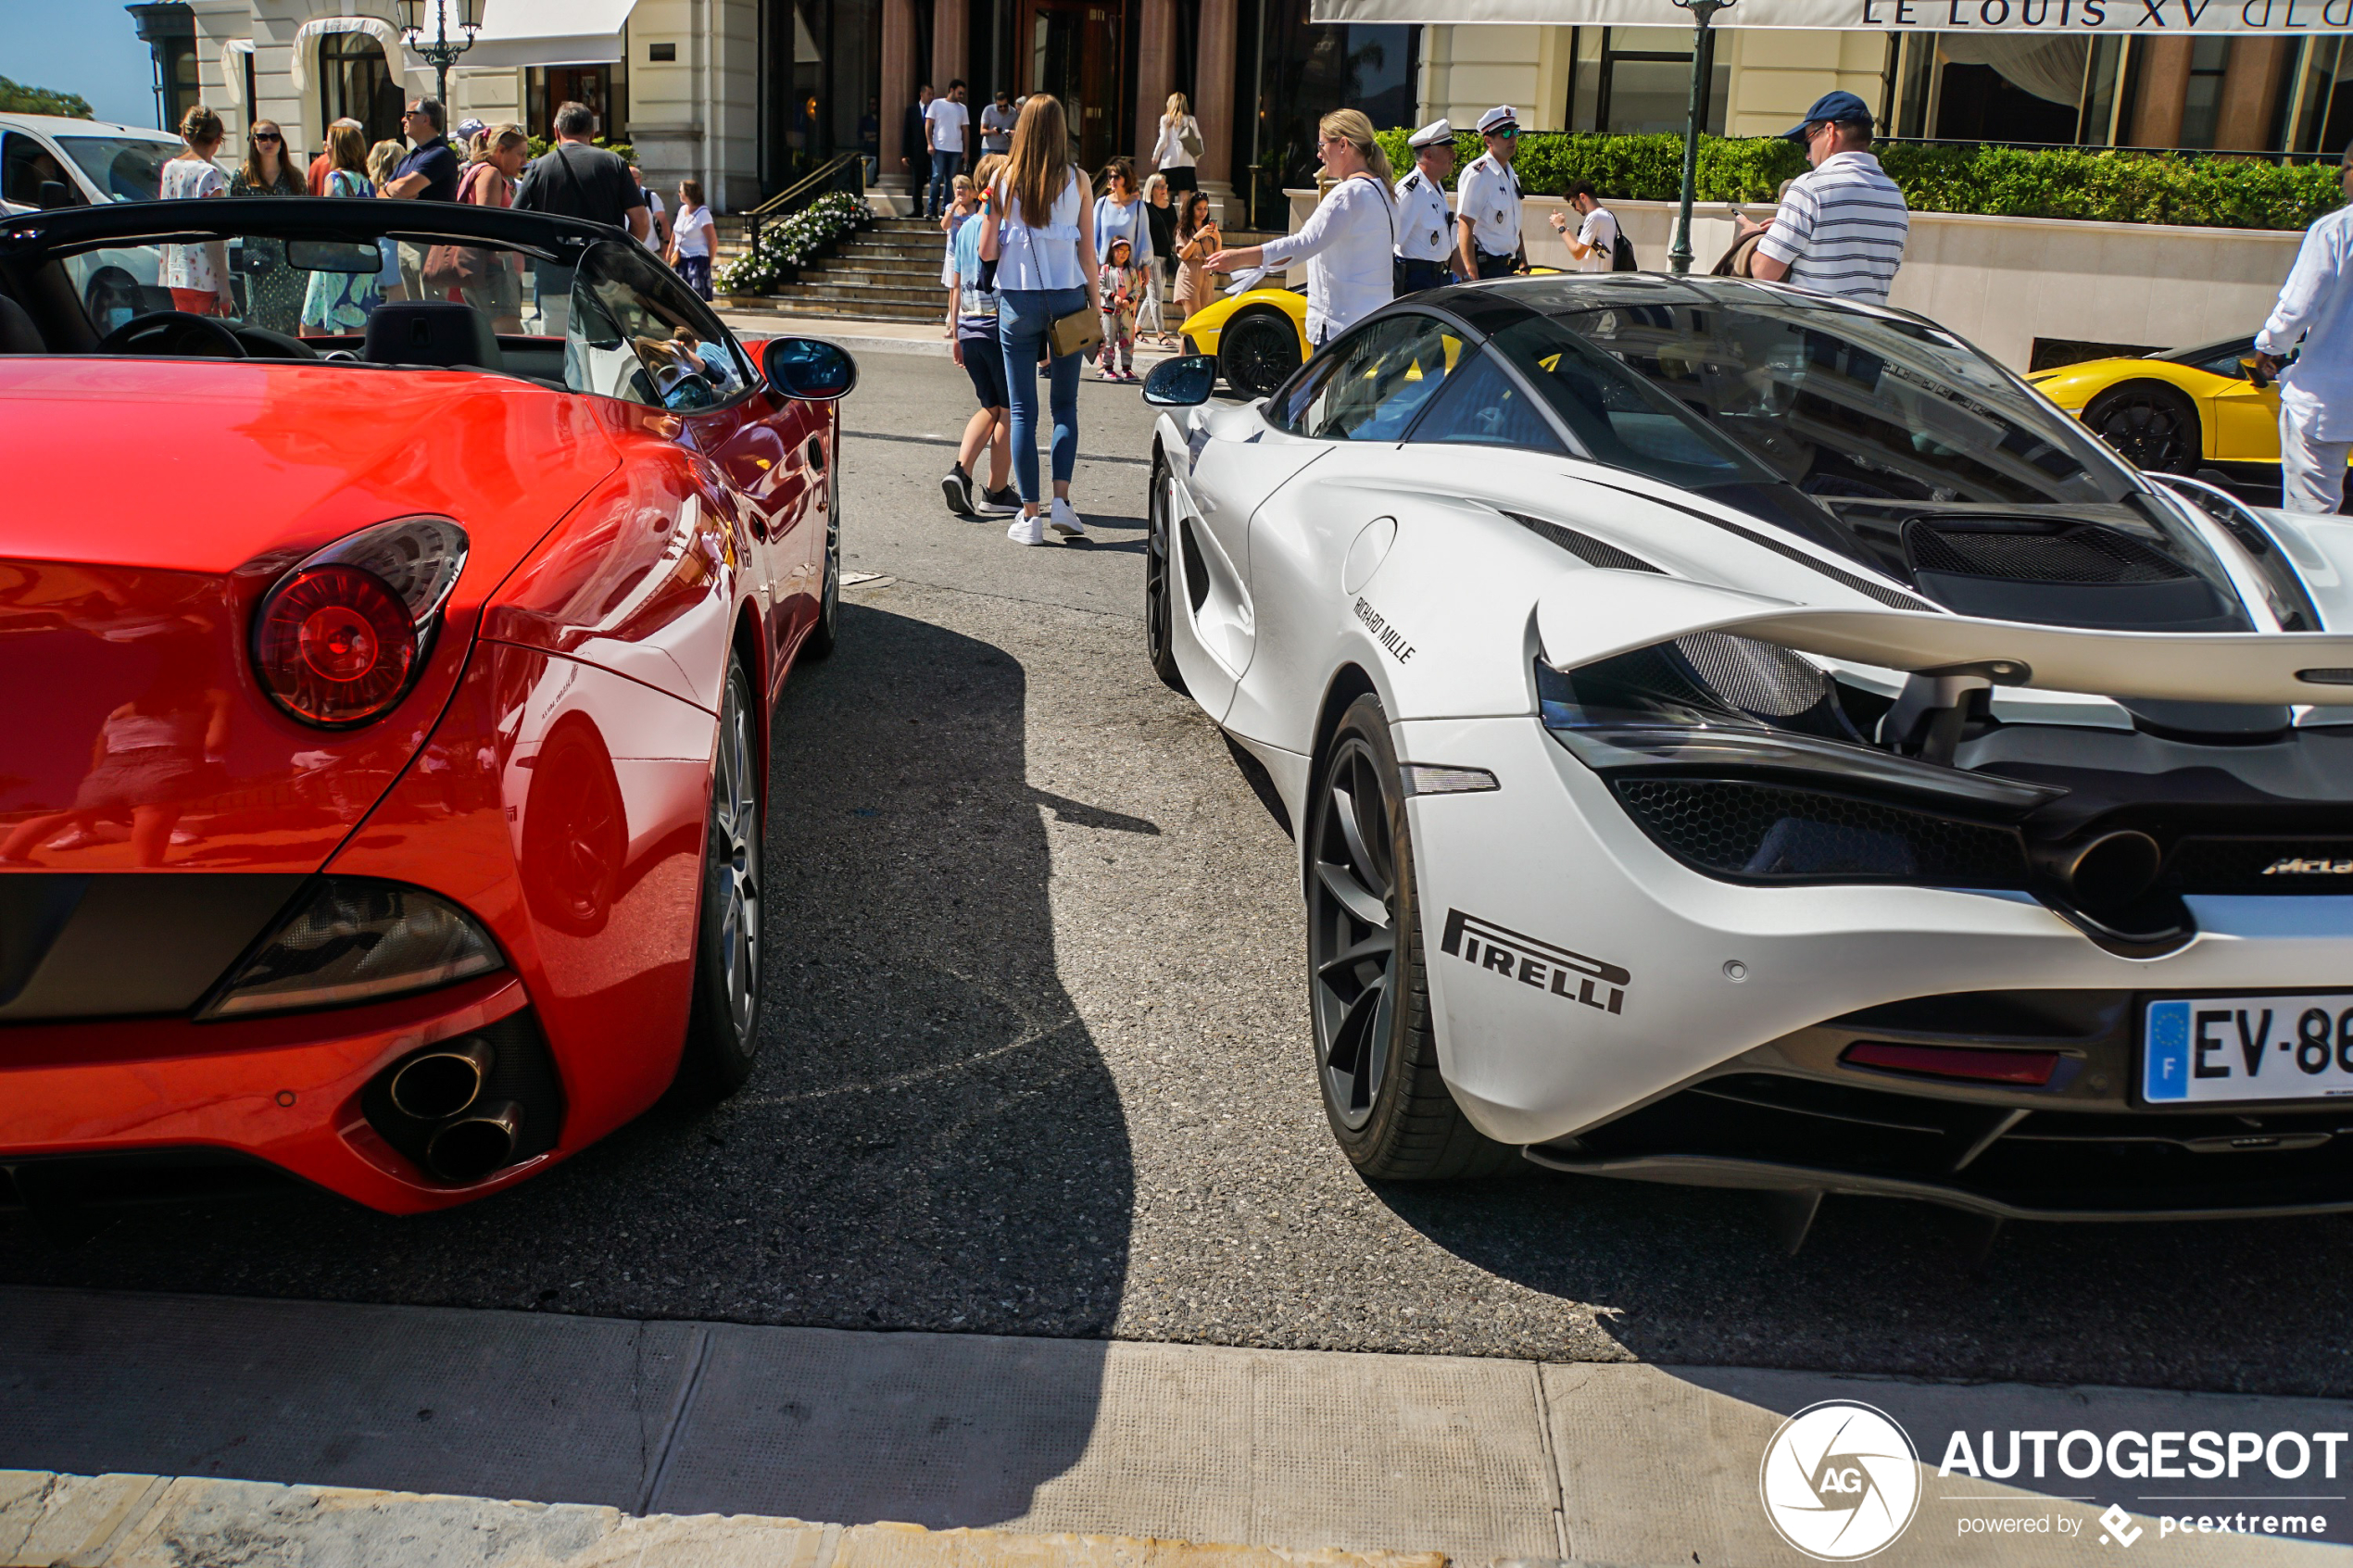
[1225,313,1516,753]
[1168,386,1329,720]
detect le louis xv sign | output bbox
[1854,0,2351,31]
[1311,0,2338,32]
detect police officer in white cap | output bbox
[1455,105,1525,282]
[1393,119,1458,295]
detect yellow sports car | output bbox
[2027,335,2338,489]
[1178,285,1309,400]
[1179,269,1567,400]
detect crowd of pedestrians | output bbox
[157,91,719,345]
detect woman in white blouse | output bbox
[1151,94,1201,196]
[980,94,1101,546]
[1207,108,1395,351]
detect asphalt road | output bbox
[12,352,2353,1397]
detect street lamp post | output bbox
[395,0,485,119]
[1665,0,1730,275]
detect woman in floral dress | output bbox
[302,119,379,334]
[228,118,307,333]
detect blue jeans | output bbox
[998,285,1088,505]
[926,149,963,216]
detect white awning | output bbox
[1313,0,2352,31]
[456,0,639,69]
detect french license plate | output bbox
[2145,996,2353,1103]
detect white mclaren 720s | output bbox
[1140,271,2353,1229]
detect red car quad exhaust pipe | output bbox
[368,1029,549,1185]
[386,1036,496,1122]
[423,1100,524,1185]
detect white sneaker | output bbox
[1006,511,1047,546]
[1049,497,1087,537]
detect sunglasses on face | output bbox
[253,132,282,142]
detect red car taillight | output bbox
[254,562,418,726]
[250,515,467,730]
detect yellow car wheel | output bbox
[1219,306,1304,399]
[2081,380,2202,474]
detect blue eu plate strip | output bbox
[2144,1000,2191,1101]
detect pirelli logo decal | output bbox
[1441,909,1629,1016]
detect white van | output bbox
[1,115,198,328]
[0,113,182,213]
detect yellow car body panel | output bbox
[1178,286,1307,360]
[2027,353,2281,467]
[1176,268,1569,363]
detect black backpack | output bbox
[1611,228,1639,271]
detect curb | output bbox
[0,1470,1453,1568]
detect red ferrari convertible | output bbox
[0,199,851,1214]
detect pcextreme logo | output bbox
[1760,1401,1923,1561]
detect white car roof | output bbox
[0,114,179,143]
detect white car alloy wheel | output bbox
[1308,696,1513,1179]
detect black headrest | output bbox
[0,293,44,354]
[364,301,503,371]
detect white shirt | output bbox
[1456,152,1521,257]
[1257,173,1395,345]
[1392,167,1452,262]
[1755,150,1908,305]
[925,97,970,154]
[1573,205,1618,273]
[1092,193,1152,268]
[2259,205,2353,442]
[993,168,1088,291]
[1151,117,1200,171]
[673,202,716,258]
[637,188,666,249]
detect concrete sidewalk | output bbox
[0,1471,1444,1568]
[2,1285,2347,1566]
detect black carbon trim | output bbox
[1585,483,1942,612]
[1505,512,1661,573]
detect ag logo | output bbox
[1758,1400,1921,1561]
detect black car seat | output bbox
[0,293,45,354]
[364,301,504,372]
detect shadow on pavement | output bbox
[0,602,1134,1524]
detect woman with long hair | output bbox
[303,119,381,332]
[1208,108,1394,349]
[980,94,1100,546]
[366,139,409,301]
[457,123,528,332]
[158,106,233,318]
[1173,189,1220,326]
[229,117,307,333]
[1151,91,1201,197]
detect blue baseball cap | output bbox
[1781,90,1873,142]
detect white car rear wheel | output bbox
[1309,695,1516,1180]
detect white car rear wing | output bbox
[1536,571,2353,708]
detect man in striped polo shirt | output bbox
[1752,91,1908,306]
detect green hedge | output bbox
[1372,128,2343,232]
[522,136,635,164]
